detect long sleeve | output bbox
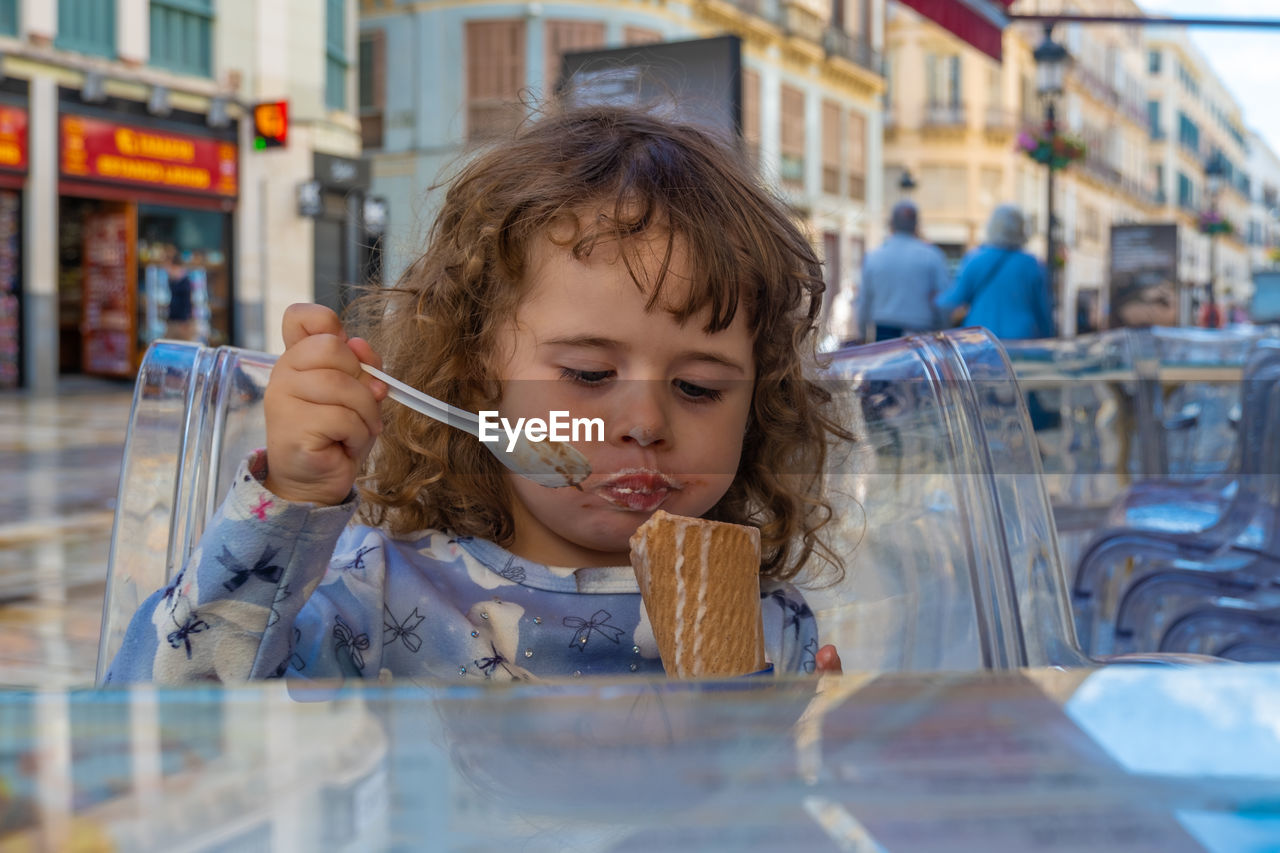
[935,251,977,312]
[761,582,821,675]
[105,451,363,684]
[105,452,826,685]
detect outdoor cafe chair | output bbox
[1070,337,1280,656]
[98,332,1212,684]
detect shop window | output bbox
[56,0,116,59]
[466,20,526,142]
[325,0,348,110]
[359,30,386,149]
[137,205,232,350]
[545,20,604,94]
[0,0,15,36]
[150,0,213,77]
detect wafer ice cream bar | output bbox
[629,510,767,678]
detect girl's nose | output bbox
[610,381,671,449]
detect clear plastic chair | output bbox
[812,327,1094,670]
[1110,565,1280,656]
[95,341,275,683]
[100,333,1207,684]
[1148,325,1269,478]
[1071,337,1280,656]
[1104,327,1277,535]
[1002,329,1150,572]
[1157,597,1280,660]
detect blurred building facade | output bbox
[1246,130,1280,280]
[3,0,364,394]
[884,0,1158,336]
[1145,27,1251,313]
[357,0,886,345]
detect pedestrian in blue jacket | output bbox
[936,204,1054,340]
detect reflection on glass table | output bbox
[5,667,1280,851]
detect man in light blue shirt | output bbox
[857,201,950,342]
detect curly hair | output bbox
[346,103,854,583]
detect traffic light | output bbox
[253,101,288,149]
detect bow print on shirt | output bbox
[333,615,370,672]
[383,605,424,653]
[763,589,813,638]
[216,544,284,592]
[474,642,513,679]
[563,609,624,651]
[166,601,209,660]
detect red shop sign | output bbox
[0,106,28,173]
[60,114,238,197]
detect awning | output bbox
[897,0,1014,61]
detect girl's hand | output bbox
[263,303,388,505]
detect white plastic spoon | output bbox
[360,363,591,489]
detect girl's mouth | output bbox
[593,469,682,512]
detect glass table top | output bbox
[3,665,1280,851]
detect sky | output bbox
[1140,0,1280,158]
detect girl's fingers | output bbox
[815,644,843,675]
[285,367,383,439]
[282,303,345,349]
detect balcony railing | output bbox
[1081,152,1121,186]
[717,0,778,19]
[1069,65,1121,111]
[923,103,967,128]
[706,0,882,76]
[780,1,824,43]
[822,27,881,75]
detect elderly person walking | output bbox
[857,201,950,342]
[936,204,1054,340]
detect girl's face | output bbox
[495,232,755,568]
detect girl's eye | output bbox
[560,367,613,385]
[674,379,725,402]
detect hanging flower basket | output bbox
[1198,209,1234,236]
[1016,129,1086,171]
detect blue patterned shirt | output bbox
[106,451,821,684]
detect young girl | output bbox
[107,104,850,684]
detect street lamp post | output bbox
[1203,152,1226,327]
[1033,26,1069,333]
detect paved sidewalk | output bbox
[0,379,134,687]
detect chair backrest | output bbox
[100,331,1090,682]
[1002,328,1148,514]
[1148,325,1272,478]
[811,327,1087,670]
[96,341,275,682]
